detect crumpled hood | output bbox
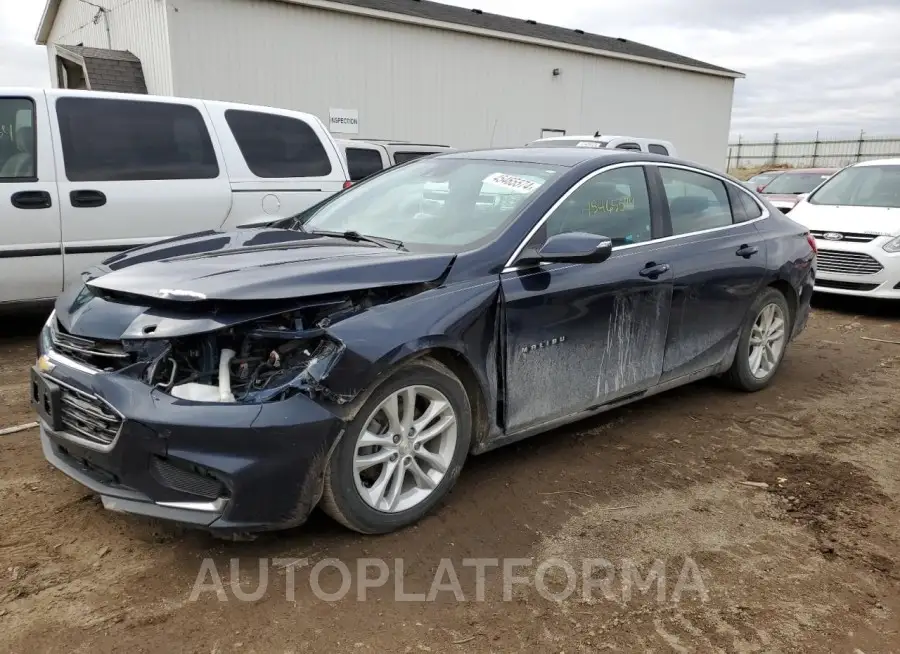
[84,228,455,302]
[787,202,899,237]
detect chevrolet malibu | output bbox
[32,148,815,536]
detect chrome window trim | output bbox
[502,161,770,273]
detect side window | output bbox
[56,97,218,182]
[615,142,642,151]
[659,167,733,235]
[393,151,433,165]
[727,184,763,223]
[648,143,670,156]
[345,147,384,181]
[225,109,332,178]
[542,166,653,247]
[0,98,37,180]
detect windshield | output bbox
[809,165,900,209]
[299,157,562,250]
[747,172,780,186]
[762,171,832,195]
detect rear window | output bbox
[0,97,36,180]
[225,109,332,178]
[56,97,219,182]
[345,147,384,181]
[393,151,435,165]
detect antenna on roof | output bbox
[594,131,601,137]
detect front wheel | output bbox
[321,359,471,534]
[724,288,791,392]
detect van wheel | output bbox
[321,360,471,534]
[725,288,791,392]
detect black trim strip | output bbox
[231,188,324,193]
[0,247,61,258]
[65,244,151,255]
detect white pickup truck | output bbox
[0,88,351,308]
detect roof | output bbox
[854,158,900,167]
[55,45,147,94]
[443,146,655,167]
[36,0,743,79]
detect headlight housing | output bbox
[883,235,900,253]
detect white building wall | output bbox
[164,0,734,169]
[46,0,173,96]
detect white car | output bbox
[526,133,677,157]
[336,139,454,182]
[0,88,350,309]
[788,158,900,298]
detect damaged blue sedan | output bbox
[31,148,815,536]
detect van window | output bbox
[56,97,218,181]
[345,147,384,181]
[225,109,332,178]
[648,144,670,156]
[393,151,434,165]
[615,142,642,151]
[0,98,37,180]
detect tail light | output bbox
[342,180,353,189]
[806,232,817,254]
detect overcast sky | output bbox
[1,0,898,140]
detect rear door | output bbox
[0,91,63,303]
[501,164,673,432]
[49,92,232,292]
[651,164,768,382]
[210,105,348,229]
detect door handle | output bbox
[70,190,107,208]
[11,190,52,210]
[639,262,670,279]
[736,244,759,258]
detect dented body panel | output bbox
[33,148,816,534]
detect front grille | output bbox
[816,279,879,292]
[51,320,130,371]
[57,381,123,446]
[810,230,878,243]
[816,249,884,276]
[151,457,226,500]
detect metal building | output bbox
[35,0,743,168]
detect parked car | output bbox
[758,168,838,212]
[744,170,784,192]
[337,139,454,182]
[526,133,677,157]
[32,148,814,536]
[787,158,900,298]
[0,88,350,309]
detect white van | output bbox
[0,88,350,307]
[336,138,455,182]
[526,133,678,157]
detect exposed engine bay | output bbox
[48,286,428,405]
[142,296,367,404]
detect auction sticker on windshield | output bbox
[482,173,544,193]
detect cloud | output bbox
[0,44,50,88]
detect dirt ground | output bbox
[2,296,900,653]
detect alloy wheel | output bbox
[748,303,787,379]
[352,384,458,513]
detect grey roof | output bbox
[315,0,742,77]
[56,45,148,94]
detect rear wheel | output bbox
[725,288,791,392]
[321,360,471,534]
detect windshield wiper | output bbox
[307,229,406,251]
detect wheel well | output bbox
[417,348,491,453]
[768,279,797,330]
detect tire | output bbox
[724,287,792,392]
[320,359,472,534]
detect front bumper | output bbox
[813,243,900,299]
[32,356,345,533]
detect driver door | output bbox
[500,164,673,433]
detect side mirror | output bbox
[517,232,613,266]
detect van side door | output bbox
[208,105,348,229]
[48,92,232,292]
[0,90,63,304]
